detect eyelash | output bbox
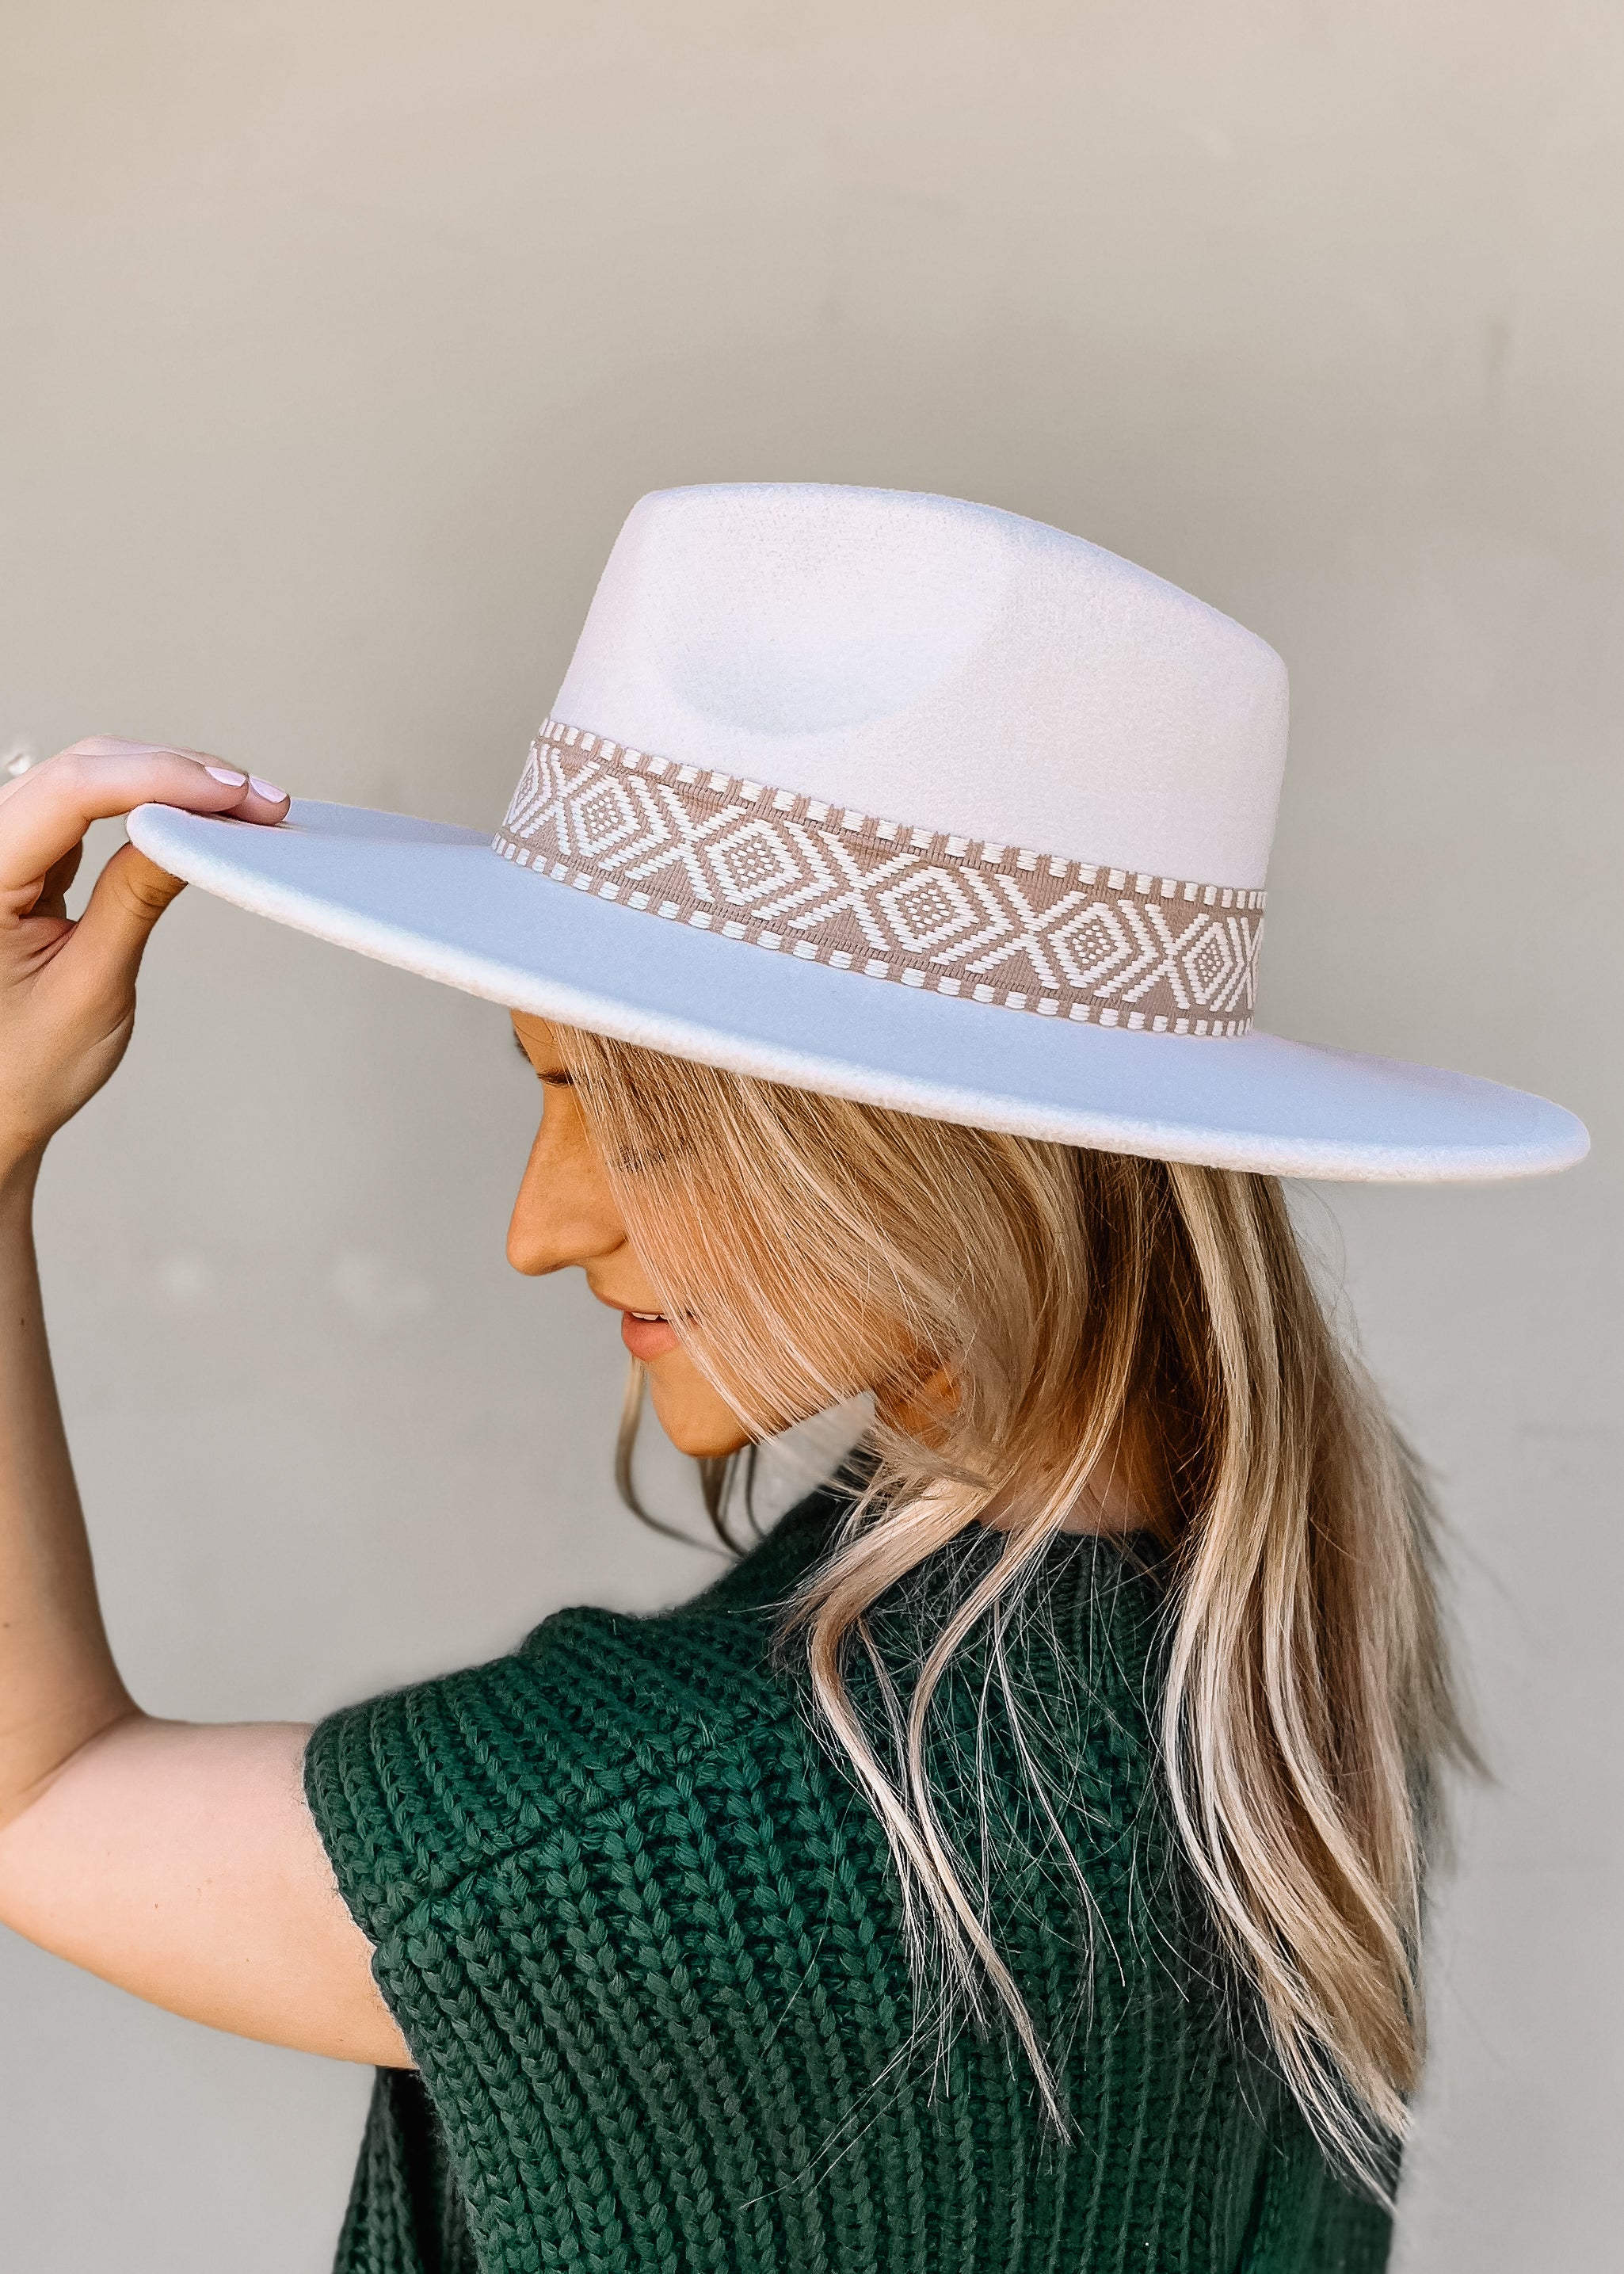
[511,1034,573,1086]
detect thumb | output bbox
[71,843,188,979]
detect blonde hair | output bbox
[560,1026,1472,2199]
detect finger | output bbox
[46,841,86,894]
[29,841,86,921]
[70,844,189,981]
[61,736,289,802]
[0,746,288,897]
[231,773,292,822]
[69,740,292,822]
[0,738,204,816]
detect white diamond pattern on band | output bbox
[492,721,1266,1035]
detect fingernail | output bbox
[249,775,287,802]
[205,766,247,787]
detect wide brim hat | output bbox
[129,485,1587,1182]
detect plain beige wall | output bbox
[2,3,1618,2267]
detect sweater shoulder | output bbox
[304,1484,1172,1950]
[306,1511,832,1944]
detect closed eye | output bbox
[511,1032,574,1085]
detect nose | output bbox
[505,1097,627,1277]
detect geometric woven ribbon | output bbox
[493,719,1265,1036]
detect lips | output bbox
[589,1280,684,1363]
[619,1308,680,1362]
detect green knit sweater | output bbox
[305,1472,1392,2274]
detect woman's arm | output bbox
[0,743,410,2065]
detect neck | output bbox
[876,1367,1167,1540]
[978,1425,1166,1540]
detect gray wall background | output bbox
[2,3,1618,2266]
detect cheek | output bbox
[715,1305,906,1417]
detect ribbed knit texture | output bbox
[306,1473,1392,2274]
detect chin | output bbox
[647,1372,753,1461]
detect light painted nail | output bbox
[205,765,247,787]
[249,775,287,802]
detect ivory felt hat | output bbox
[128,483,1587,1181]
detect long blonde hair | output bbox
[560,1025,1472,2199]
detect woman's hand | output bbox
[0,737,289,1167]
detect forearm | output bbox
[0,1155,138,1833]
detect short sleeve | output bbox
[301,1606,828,2274]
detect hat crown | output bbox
[553,484,1288,889]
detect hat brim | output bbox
[127,799,1588,1183]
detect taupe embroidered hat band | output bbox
[494,719,1266,1037]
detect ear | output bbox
[875,1358,958,1448]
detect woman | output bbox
[0,486,1586,2273]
